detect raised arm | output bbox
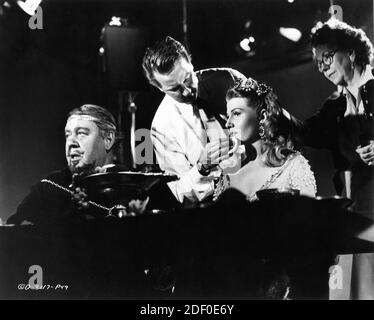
[151,127,230,203]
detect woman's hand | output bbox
[356,141,374,166]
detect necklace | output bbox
[41,179,111,212]
[246,153,298,202]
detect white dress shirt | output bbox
[151,95,224,203]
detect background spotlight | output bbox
[279,27,302,42]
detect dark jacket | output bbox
[290,68,374,195]
[7,168,106,225]
[195,67,246,127]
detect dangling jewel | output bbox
[259,122,265,138]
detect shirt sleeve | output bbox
[151,126,215,203]
[289,155,317,197]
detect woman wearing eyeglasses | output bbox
[288,18,374,300]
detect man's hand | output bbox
[356,141,374,166]
[72,187,89,210]
[128,197,150,215]
[198,138,230,173]
[71,166,107,210]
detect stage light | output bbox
[287,0,295,3]
[16,0,42,16]
[248,36,255,43]
[279,27,302,42]
[109,16,122,27]
[244,20,252,29]
[239,38,251,52]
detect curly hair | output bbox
[311,18,374,68]
[226,80,295,167]
[142,36,191,88]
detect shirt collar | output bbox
[341,65,374,97]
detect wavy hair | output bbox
[226,79,295,167]
[311,18,374,68]
[142,36,191,88]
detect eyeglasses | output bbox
[314,50,338,72]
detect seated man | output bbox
[7,104,121,225]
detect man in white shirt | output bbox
[142,36,246,203]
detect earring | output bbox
[259,120,265,139]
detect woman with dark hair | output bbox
[214,77,316,201]
[287,18,374,300]
[293,18,374,211]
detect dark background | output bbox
[0,0,373,220]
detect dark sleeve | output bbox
[226,68,246,83]
[288,93,344,150]
[7,170,76,225]
[197,68,247,118]
[7,183,48,225]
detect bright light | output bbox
[239,38,251,52]
[17,0,42,16]
[109,16,122,27]
[279,27,302,42]
[288,0,295,3]
[248,36,255,43]
[244,20,252,29]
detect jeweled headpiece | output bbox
[234,77,271,96]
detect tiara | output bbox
[234,78,271,96]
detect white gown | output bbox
[214,152,317,201]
